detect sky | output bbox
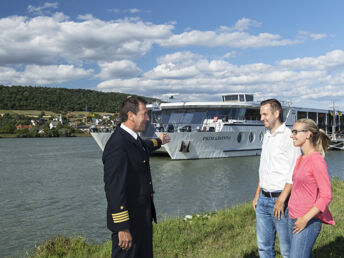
[1,0,344,109]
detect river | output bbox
[1,137,343,257]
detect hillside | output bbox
[0,85,157,113]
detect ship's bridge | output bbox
[222,93,254,103]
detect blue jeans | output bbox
[256,193,290,258]
[288,217,322,258]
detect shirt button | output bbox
[143,160,146,163]
[149,181,152,184]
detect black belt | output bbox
[262,190,281,198]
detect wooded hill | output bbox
[0,85,157,113]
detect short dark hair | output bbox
[120,96,147,122]
[260,98,283,122]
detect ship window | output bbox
[224,95,238,101]
[237,132,243,143]
[151,111,162,123]
[246,95,254,101]
[297,111,307,119]
[238,108,246,120]
[318,113,326,130]
[191,111,206,124]
[245,109,260,121]
[308,112,317,121]
[206,109,230,119]
[181,112,194,124]
[229,108,237,119]
[259,132,264,142]
[249,132,254,143]
[206,110,219,119]
[282,110,288,122]
[161,111,171,124]
[239,95,245,102]
[168,112,184,124]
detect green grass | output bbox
[28,179,344,258]
[0,133,18,138]
[0,109,56,117]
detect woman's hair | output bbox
[296,118,331,157]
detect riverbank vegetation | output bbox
[0,85,157,113]
[0,85,159,138]
[29,179,344,257]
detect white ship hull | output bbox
[91,132,112,151]
[91,125,265,159]
[160,127,264,159]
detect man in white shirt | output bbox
[252,99,300,258]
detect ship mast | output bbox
[332,101,336,141]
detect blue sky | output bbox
[1,0,344,109]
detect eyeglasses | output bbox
[291,129,308,135]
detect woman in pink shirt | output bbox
[288,118,335,258]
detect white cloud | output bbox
[0,14,314,68]
[0,65,93,85]
[278,50,344,70]
[97,60,142,79]
[77,14,96,21]
[222,51,237,59]
[298,30,327,40]
[108,8,147,14]
[27,2,58,15]
[309,33,326,40]
[97,49,344,108]
[232,18,261,31]
[130,8,141,14]
[157,52,202,65]
[0,15,174,65]
[159,30,300,48]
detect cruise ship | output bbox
[91,93,342,159]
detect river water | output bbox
[1,137,344,257]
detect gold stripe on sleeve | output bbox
[113,216,129,223]
[112,213,129,219]
[151,139,158,147]
[112,210,128,217]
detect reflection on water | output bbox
[0,137,343,257]
[151,156,260,217]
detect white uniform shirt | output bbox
[259,123,301,192]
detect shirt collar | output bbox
[266,123,286,137]
[120,124,138,140]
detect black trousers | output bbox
[111,222,153,258]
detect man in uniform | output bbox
[252,99,300,258]
[103,96,170,258]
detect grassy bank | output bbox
[29,179,344,258]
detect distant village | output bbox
[0,111,120,137]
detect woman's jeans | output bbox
[256,193,290,258]
[288,217,322,258]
